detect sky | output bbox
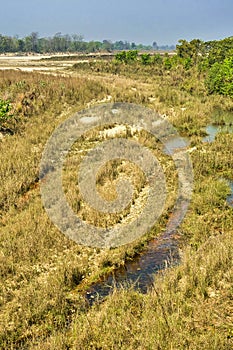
[0,0,232,45]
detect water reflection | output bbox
[226,180,233,208]
[203,124,233,143]
[163,135,189,155]
[85,199,190,305]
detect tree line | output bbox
[0,32,175,53]
[113,36,233,97]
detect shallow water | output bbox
[85,179,233,305]
[163,135,189,155]
[203,124,233,142]
[226,180,233,208]
[82,123,233,305]
[85,199,189,304]
[86,239,179,304]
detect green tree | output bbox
[205,37,233,66]
[176,38,204,64]
[102,40,113,52]
[205,57,233,97]
[31,32,39,52]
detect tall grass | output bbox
[0,61,233,349]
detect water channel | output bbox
[85,124,233,305]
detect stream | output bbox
[86,204,184,304]
[85,125,233,305]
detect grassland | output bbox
[0,56,233,349]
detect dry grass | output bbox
[0,61,233,349]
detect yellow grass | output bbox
[0,60,233,349]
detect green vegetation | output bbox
[0,32,174,53]
[0,35,233,349]
[115,50,139,63]
[206,57,233,97]
[82,36,233,99]
[0,98,12,126]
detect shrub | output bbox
[115,50,138,63]
[152,54,163,65]
[140,53,151,65]
[206,57,233,97]
[0,99,13,130]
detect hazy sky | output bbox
[1,0,232,45]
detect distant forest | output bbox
[0,32,175,53]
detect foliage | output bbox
[140,53,151,65]
[205,57,233,97]
[115,51,127,62]
[152,53,163,64]
[204,36,233,66]
[177,36,233,67]
[0,32,175,53]
[163,56,172,69]
[0,99,13,130]
[0,99,11,120]
[176,38,205,63]
[115,51,166,67]
[115,50,138,63]
[176,36,233,97]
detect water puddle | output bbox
[226,180,233,207]
[86,239,179,304]
[203,124,233,142]
[163,135,189,155]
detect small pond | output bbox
[203,124,233,143]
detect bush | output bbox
[163,57,172,70]
[152,54,163,65]
[140,53,151,65]
[206,57,233,97]
[0,99,13,130]
[115,50,138,63]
